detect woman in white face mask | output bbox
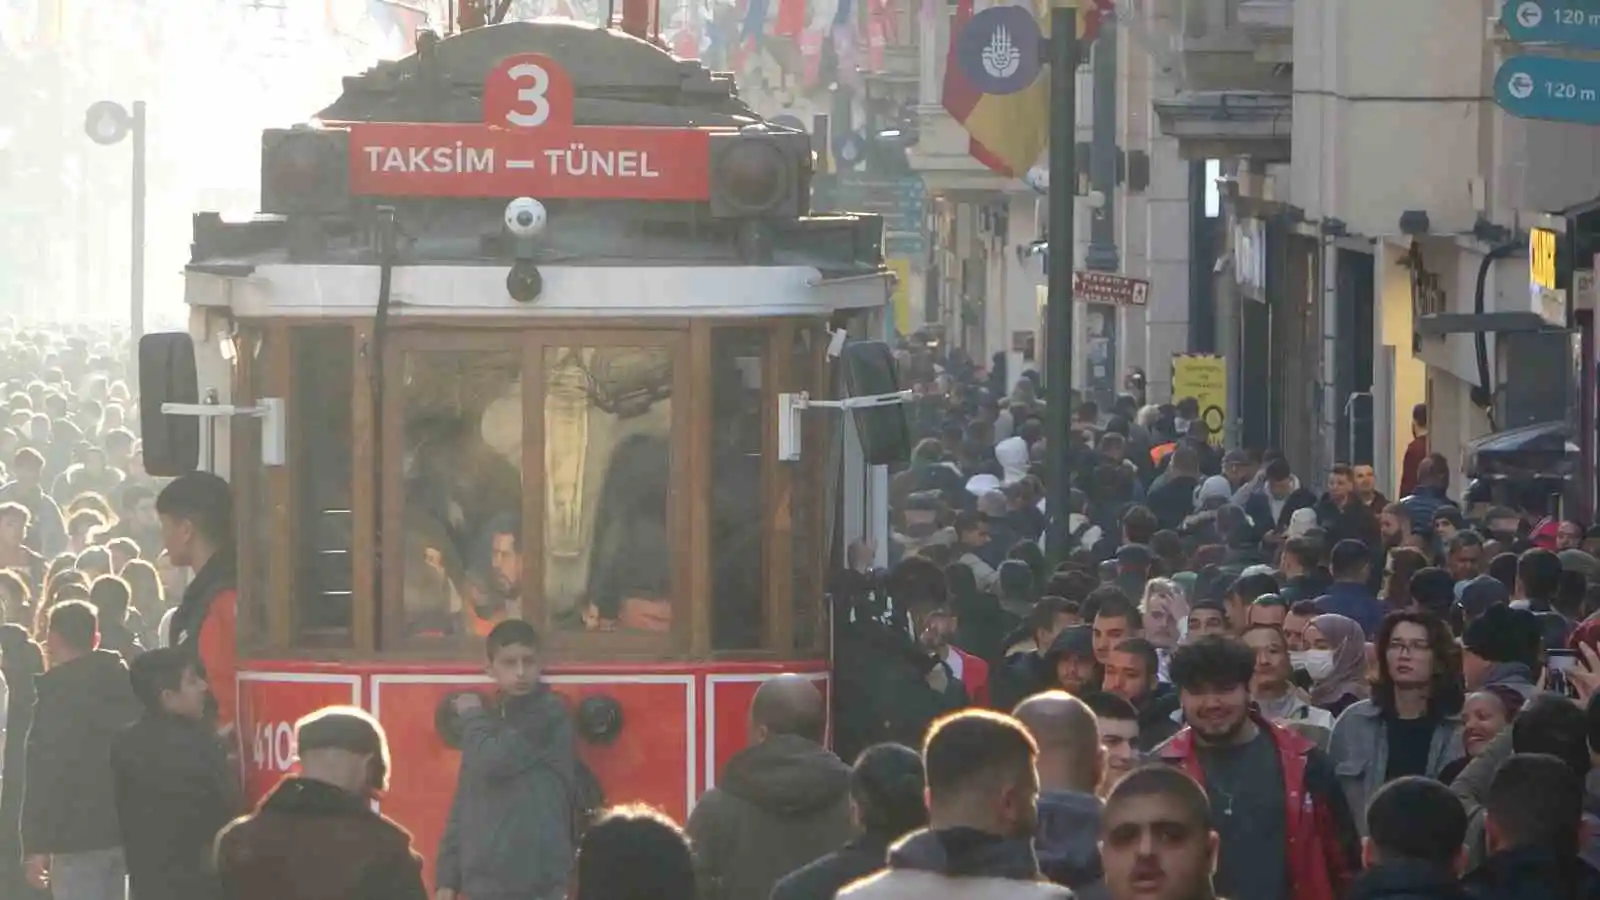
[1295,613,1370,719]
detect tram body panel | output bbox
[235,661,827,883]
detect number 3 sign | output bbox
[482,53,577,131]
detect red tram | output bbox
[135,10,900,885]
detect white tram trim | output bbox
[702,671,830,793]
[186,264,892,318]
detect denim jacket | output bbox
[1327,699,1463,836]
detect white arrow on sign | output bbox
[1507,72,1535,99]
[1516,0,1543,28]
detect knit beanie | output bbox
[1462,603,1541,665]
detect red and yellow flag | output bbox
[941,0,1109,177]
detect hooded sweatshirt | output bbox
[1035,790,1109,900]
[687,733,853,900]
[840,827,1071,900]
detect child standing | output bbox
[436,620,577,900]
[111,648,238,900]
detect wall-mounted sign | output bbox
[1073,270,1150,306]
[1532,227,1558,292]
[1530,226,1568,327]
[1495,55,1600,125]
[1502,0,1600,50]
[346,54,714,200]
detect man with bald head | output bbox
[1014,692,1111,899]
[687,674,852,900]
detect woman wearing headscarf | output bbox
[1140,578,1189,683]
[0,623,45,898]
[1299,613,1370,718]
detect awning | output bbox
[1462,420,1578,480]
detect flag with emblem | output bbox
[942,0,1098,176]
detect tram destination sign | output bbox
[346,53,714,200]
[1073,270,1150,307]
[1495,54,1600,125]
[1503,0,1600,49]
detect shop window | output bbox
[397,350,523,640]
[542,345,673,634]
[291,327,354,637]
[710,328,765,650]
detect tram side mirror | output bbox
[138,333,201,477]
[841,340,911,466]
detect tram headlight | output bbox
[708,126,812,220]
[261,127,350,216]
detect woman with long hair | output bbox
[1327,610,1464,835]
[1300,613,1370,718]
[771,743,927,900]
[1381,547,1428,610]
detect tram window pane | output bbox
[710,328,765,651]
[398,350,523,640]
[543,345,673,633]
[292,327,354,635]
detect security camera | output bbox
[504,197,547,238]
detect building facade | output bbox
[1159,0,1600,495]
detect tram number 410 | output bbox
[251,721,296,773]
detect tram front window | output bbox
[543,345,673,633]
[399,349,524,639]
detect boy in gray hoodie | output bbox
[437,620,577,900]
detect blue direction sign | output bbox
[1494,55,1600,124]
[1503,0,1600,49]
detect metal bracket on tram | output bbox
[777,389,913,462]
[161,398,287,467]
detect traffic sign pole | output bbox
[1046,3,1080,566]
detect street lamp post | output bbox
[84,99,147,345]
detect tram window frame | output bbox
[378,327,691,660]
[287,324,357,649]
[789,323,831,655]
[708,326,770,653]
[231,325,271,653]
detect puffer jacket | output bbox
[688,734,853,900]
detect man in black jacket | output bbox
[22,600,141,900]
[1349,776,1471,900]
[112,648,238,900]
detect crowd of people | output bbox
[8,320,1600,900]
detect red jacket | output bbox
[1157,715,1359,900]
[951,648,990,707]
